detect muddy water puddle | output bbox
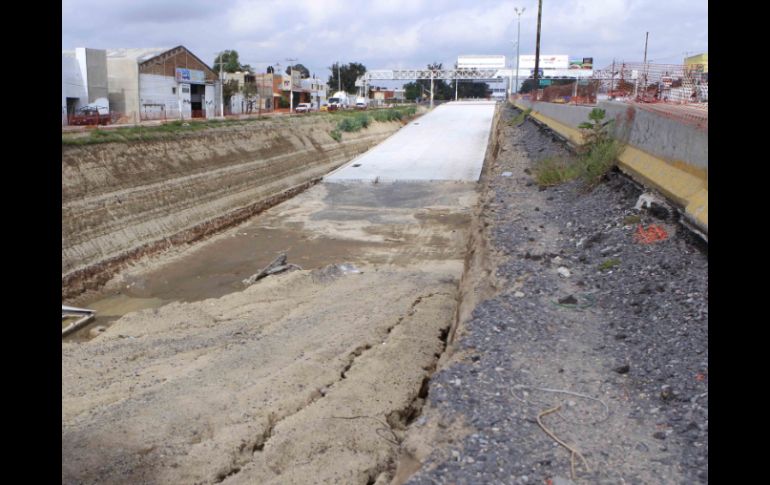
[69,182,477,342]
[70,226,383,340]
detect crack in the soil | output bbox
[210,291,453,484]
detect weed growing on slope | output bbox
[598,258,621,271]
[508,108,531,126]
[531,108,623,190]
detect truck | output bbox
[327,91,352,111]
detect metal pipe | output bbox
[62,313,96,337]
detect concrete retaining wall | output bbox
[62,116,407,298]
[512,99,708,236]
[599,101,708,176]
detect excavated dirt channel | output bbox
[62,107,501,484]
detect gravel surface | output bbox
[405,105,708,484]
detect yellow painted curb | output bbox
[513,102,584,146]
[513,101,708,235]
[617,145,708,233]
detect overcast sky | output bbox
[62,0,707,78]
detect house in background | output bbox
[61,48,109,125]
[301,77,328,109]
[106,45,220,122]
[222,70,256,114]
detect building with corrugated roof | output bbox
[106,45,220,122]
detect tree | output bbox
[410,63,453,101]
[328,62,367,94]
[222,79,240,107]
[242,82,258,113]
[403,82,422,101]
[213,50,251,73]
[519,78,537,94]
[451,80,490,99]
[286,64,310,79]
[578,108,614,146]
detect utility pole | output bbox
[219,51,225,118]
[611,59,616,99]
[286,57,297,112]
[533,0,543,101]
[455,77,459,101]
[429,70,434,109]
[514,7,525,98]
[509,43,515,99]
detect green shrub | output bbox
[330,129,342,142]
[598,258,621,271]
[578,138,623,188]
[578,108,613,146]
[533,156,580,187]
[509,108,531,126]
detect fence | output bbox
[591,61,708,106]
[528,61,708,108]
[520,61,708,130]
[540,80,600,105]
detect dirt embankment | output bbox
[62,115,409,300]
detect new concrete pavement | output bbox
[326,100,496,183]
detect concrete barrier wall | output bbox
[62,116,407,298]
[600,101,708,176]
[513,99,708,236]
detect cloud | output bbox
[62,0,707,74]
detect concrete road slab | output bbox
[325,100,496,183]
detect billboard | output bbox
[457,55,506,69]
[518,55,569,69]
[569,58,593,70]
[175,68,206,84]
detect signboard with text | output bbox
[519,55,569,69]
[175,68,206,84]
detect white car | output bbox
[295,103,312,113]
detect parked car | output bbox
[319,103,329,112]
[295,103,312,113]
[68,106,110,126]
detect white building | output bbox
[106,45,220,123]
[61,48,109,125]
[300,77,328,109]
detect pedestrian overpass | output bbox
[356,68,593,106]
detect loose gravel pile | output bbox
[406,106,707,484]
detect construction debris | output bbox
[242,253,302,286]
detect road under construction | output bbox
[62,98,707,484]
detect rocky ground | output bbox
[403,105,708,484]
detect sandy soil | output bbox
[62,181,479,485]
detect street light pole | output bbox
[514,7,525,97]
